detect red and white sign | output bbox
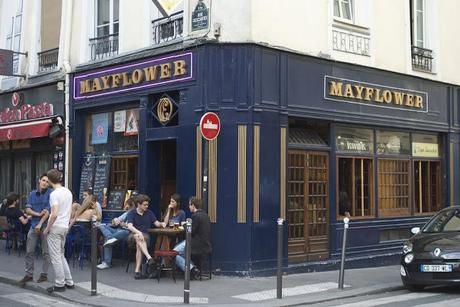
[199,112,221,141]
[0,119,52,142]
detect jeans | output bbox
[98,225,129,265]
[47,226,73,287]
[25,227,50,277]
[174,240,195,272]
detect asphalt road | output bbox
[311,285,460,307]
[0,283,84,307]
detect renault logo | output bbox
[434,248,442,257]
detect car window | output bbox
[423,209,460,233]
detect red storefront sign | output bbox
[199,112,221,141]
[0,119,52,141]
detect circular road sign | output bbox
[200,112,221,141]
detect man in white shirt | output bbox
[43,169,74,293]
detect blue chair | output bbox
[5,217,27,256]
[69,224,92,270]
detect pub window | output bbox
[111,156,138,191]
[376,130,410,155]
[336,126,373,154]
[333,0,354,21]
[378,159,410,217]
[337,157,374,218]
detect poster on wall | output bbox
[92,113,109,144]
[114,110,126,132]
[124,109,139,136]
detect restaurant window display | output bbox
[336,127,374,218]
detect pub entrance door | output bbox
[159,139,176,217]
[287,150,329,262]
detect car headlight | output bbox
[403,242,413,254]
[404,253,414,264]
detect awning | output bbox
[0,119,52,142]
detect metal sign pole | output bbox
[91,215,97,296]
[338,217,349,290]
[184,218,192,304]
[277,218,284,299]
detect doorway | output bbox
[288,150,329,262]
[159,139,177,217]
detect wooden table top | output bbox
[148,227,184,235]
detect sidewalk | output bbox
[0,251,404,307]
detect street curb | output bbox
[0,271,102,307]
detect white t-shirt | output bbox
[49,187,73,229]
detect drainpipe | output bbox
[62,0,73,186]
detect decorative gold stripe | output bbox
[253,125,260,223]
[208,139,218,222]
[237,125,247,223]
[280,127,286,219]
[196,126,202,198]
[418,161,422,213]
[450,143,454,207]
[361,159,364,217]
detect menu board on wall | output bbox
[92,156,111,204]
[78,154,96,201]
[107,190,126,210]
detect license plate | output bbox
[420,264,453,272]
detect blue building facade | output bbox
[70,43,460,275]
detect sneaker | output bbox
[103,238,118,247]
[191,267,201,280]
[18,275,33,287]
[134,272,146,280]
[97,262,110,269]
[36,274,48,283]
[47,286,66,293]
[65,284,75,289]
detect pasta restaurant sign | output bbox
[74,52,193,100]
[324,76,428,112]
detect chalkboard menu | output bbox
[78,154,96,200]
[92,156,111,204]
[107,190,126,210]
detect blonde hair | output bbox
[76,195,97,217]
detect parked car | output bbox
[401,206,460,291]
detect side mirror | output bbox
[411,227,421,235]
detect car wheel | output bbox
[403,281,425,292]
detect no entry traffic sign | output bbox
[199,112,221,141]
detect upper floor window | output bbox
[5,0,23,73]
[334,0,354,22]
[410,0,433,72]
[96,0,119,37]
[411,0,425,48]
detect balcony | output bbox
[152,11,183,45]
[37,48,59,72]
[89,34,119,61]
[411,46,433,72]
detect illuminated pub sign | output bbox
[74,52,193,100]
[324,76,428,112]
[0,84,63,124]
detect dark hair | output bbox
[6,192,19,207]
[46,169,62,184]
[188,196,202,209]
[135,194,151,205]
[171,193,181,209]
[39,173,48,180]
[83,188,94,195]
[126,197,136,209]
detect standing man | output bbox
[43,169,74,293]
[174,197,211,279]
[18,174,52,287]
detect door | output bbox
[159,140,176,216]
[288,150,329,262]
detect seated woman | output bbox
[4,192,30,233]
[163,193,186,227]
[70,195,101,228]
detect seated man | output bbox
[4,192,31,229]
[126,194,165,279]
[97,197,136,269]
[174,197,211,279]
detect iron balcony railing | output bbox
[411,45,433,72]
[89,33,119,61]
[152,11,183,45]
[37,48,59,72]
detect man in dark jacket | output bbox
[173,197,211,279]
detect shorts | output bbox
[127,232,150,248]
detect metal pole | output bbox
[338,217,349,290]
[277,218,284,299]
[184,218,192,304]
[91,215,97,296]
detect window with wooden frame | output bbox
[110,156,138,191]
[378,159,411,217]
[337,157,374,218]
[414,160,441,214]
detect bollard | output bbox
[91,215,97,296]
[338,217,349,290]
[184,218,192,304]
[277,218,284,299]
